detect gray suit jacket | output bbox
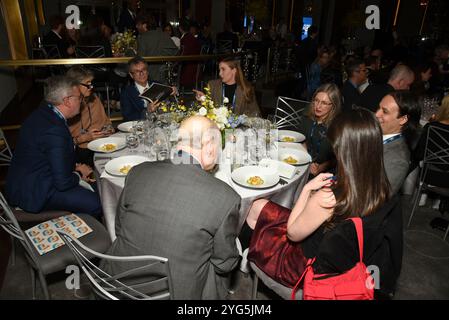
[137,30,179,84]
[103,156,241,299]
[384,138,410,195]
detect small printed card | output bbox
[25,214,92,255]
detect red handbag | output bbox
[291,218,375,300]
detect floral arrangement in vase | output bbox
[111,30,137,57]
[193,86,247,131]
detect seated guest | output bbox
[136,14,178,84]
[120,56,176,121]
[5,76,102,218]
[413,95,449,187]
[43,15,75,58]
[193,57,261,117]
[298,83,341,176]
[102,116,241,299]
[360,64,415,112]
[375,91,421,195]
[66,66,113,166]
[247,108,402,297]
[341,59,367,112]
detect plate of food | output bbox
[117,121,136,133]
[231,166,280,189]
[87,137,126,153]
[278,130,306,143]
[278,148,311,166]
[104,155,150,177]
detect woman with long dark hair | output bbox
[247,108,403,296]
[194,57,261,116]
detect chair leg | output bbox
[37,270,50,300]
[30,267,37,299]
[407,184,424,228]
[9,236,15,266]
[444,224,449,241]
[251,272,259,300]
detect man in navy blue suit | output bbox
[6,76,102,218]
[120,56,176,121]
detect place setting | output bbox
[87,137,127,154]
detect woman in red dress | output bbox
[247,108,402,296]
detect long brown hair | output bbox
[327,108,391,226]
[220,57,254,103]
[307,83,342,126]
[435,95,449,122]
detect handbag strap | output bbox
[348,217,364,262]
[291,257,315,300]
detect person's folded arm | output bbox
[42,127,79,191]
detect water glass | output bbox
[126,134,139,153]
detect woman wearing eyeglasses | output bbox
[66,66,113,165]
[300,83,341,176]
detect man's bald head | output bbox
[177,116,221,170]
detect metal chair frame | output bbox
[0,128,12,166]
[58,231,173,300]
[274,96,309,130]
[407,125,449,240]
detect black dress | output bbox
[248,195,402,295]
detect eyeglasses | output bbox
[80,83,94,90]
[313,98,333,107]
[130,69,148,76]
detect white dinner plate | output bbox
[117,121,136,133]
[87,137,126,153]
[277,130,306,143]
[277,148,311,166]
[105,155,150,177]
[231,166,280,189]
[278,142,306,151]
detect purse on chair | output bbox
[291,218,375,300]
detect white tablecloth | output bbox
[94,134,309,241]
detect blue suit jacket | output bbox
[6,103,79,212]
[120,84,146,121]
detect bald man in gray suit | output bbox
[103,116,241,299]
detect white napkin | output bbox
[259,158,297,179]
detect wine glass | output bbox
[126,134,139,154]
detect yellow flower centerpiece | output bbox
[159,99,188,123]
[111,30,137,57]
[193,86,247,131]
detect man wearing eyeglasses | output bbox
[121,56,177,121]
[5,76,102,218]
[341,59,367,113]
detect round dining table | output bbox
[93,132,310,241]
